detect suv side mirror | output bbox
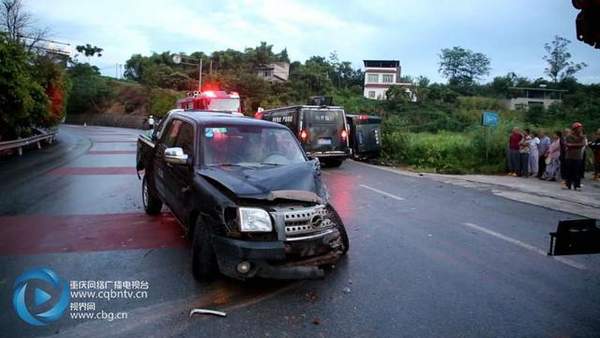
[164,147,189,165]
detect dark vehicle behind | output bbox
[346,114,382,160]
[257,105,350,167]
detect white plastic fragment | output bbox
[189,308,227,318]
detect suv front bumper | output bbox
[211,228,344,280]
[307,150,349,160]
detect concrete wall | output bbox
[257,62,290,82]
[508,98,562,110]
[363,87,389,100]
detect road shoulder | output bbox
[351,160,600,219]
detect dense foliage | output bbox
[0,33,57,140]
[120,43,363,114]
[111,40,597,174]
[2,10,597,175]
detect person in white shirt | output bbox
[527,129,540,176]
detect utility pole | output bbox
[199,58,203,91]
[173,54,203,91]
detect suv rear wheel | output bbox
[142,175,162,215]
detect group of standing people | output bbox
[507,123,600,191]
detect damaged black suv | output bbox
[137,111,349,280]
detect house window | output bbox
[382,74,393,83]
[368,91,376,98]
[367,74,379,83]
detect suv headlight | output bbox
[238,207,272,232]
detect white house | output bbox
[507,87,567,110]
[256,62,290,82]
[363,60,413,100]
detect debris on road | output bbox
[342,287,351,294]
[305,290,319,303]
[189,308,227,318]
[312,318,321,325]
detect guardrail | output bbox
[0,130,57,156]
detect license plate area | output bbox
[318,138,332,145]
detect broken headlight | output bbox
[238,207,272,232]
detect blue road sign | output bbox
[482,111,499,127]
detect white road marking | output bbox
[360,184,405,201]
[462,222,586,270]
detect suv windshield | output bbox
[203,126,306,167]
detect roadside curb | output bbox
[351,160,600,219]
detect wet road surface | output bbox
[1,125,599,337]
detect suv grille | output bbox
[283,205,334,238]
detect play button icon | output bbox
[13,268,70,326]
[34,288,52,306]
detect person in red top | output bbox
[508,127,523,176]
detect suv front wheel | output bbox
[192,217,219,281]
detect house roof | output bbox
[509,87,568,93]
[363,60,400,68]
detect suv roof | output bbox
[170,110,288,129]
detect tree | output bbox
[543,35,587,83]
[438,46,491,90]
[76,44,103,57]
[385,85,414,104]
[289,56,334,99]
[1,0,48,52]
[245,41,276,66]
[32,55,70,124]
[276,48,289,63]
[124,54,153,82]
[1,0,27,41]
[0,34,49,139]
[416,76,430,88]
[489,72,529,98]
[66,63,112,115]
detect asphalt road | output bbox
[1,125,599,338]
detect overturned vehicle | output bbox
[137,111,349,280]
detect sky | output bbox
[28,0,599,84]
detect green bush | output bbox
[149,89,180,117]
[382,127,509,174]
[458,96,504,110]
[0,35,50,139]
[66,63,113,115]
